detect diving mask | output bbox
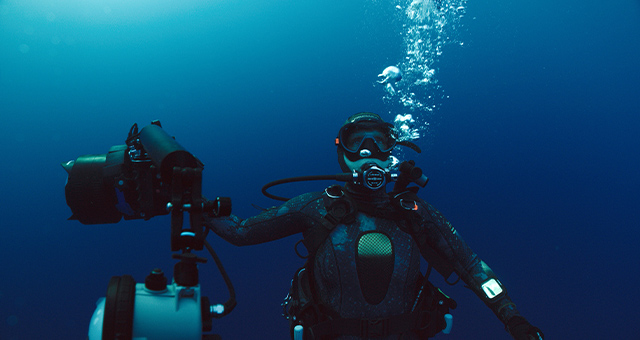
[337,121,397,156]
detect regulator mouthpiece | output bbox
[354,163,391,191]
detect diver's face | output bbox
[338,122,396,173]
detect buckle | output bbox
[360,319,389,338]
[324,185,344,199]
[399,198,418,211]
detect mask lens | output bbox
[340,123,396,153]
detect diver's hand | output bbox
[506,316,544,340]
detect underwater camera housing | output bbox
[63,120,202,225]
[62,121,235,339]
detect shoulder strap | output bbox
[301,185,356,257]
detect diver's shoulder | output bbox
[282,191,326,218]
[285,191,325,206]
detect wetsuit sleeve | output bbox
[413,200,521,327]
[204,192,325,246]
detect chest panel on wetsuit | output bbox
[313,212,421,319]
[356,232,394,305]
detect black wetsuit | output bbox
[206,184,521,339]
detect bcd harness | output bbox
[283,185,457,339]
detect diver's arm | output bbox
[204,192,325,246]
[414,202,543,339]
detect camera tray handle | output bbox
[170,166,205,252]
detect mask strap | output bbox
[397,141,422,153]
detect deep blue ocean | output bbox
[1,0,639,339]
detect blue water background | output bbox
[1,0,639,339]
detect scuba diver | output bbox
[205,112,544,340]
